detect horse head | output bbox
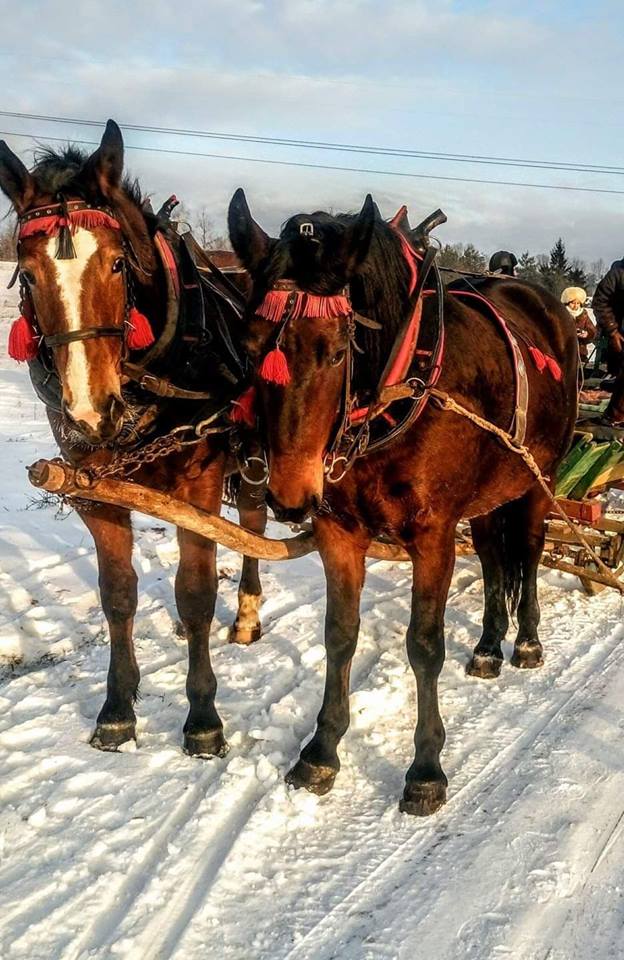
[0,121,156,445]
[228,189,378,521]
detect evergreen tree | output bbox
[549,237,569,274]
[459,243,487,273]
[516,250,540,284]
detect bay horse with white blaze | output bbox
[228,189,578,815]
[0,122,266,756]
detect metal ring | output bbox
[240,455,269,486]
[406,376,427,400]
[324,454,349,484]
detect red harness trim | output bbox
[154,231,180,299]
[446,289,561,381]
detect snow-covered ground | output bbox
[0,260,623,959]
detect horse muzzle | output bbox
[62,394,126,445]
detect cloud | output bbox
[0,1,622,265]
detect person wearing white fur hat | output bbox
[561,286,596,362]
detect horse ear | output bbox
[228,188,273,272]
[345,193,376,273]
[0,141,35,214]
[84,119,124,197]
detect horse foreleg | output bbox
[511,486,549,670]
[80,505,139,750]
[401,525,455,816]
[229,479,267,645]
[286,519,369,796]
[175,458,228,758]
[466,510,510,679]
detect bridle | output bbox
[251,229,444,485]
[15,198,136,353]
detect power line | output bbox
[0,109,622,178]
[2,127,624,198]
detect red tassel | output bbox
[259,347,291,385]
[529,346,547,373]
[126,307,155,350]
[545,356,562,382]
[230,386,257,427]
[256,290,290,323]
[8,315,39,361]
[529,346,562,381]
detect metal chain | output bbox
[77,406,232,485]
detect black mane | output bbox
[31,143,145,209]
[271,212,413,391]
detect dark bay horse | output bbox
[0,123,266,756]
[228,189,578,815]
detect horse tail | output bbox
[496,500,524,617]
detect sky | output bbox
[0,0,622,264]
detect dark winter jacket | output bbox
[573,308,596,361]
[593,258,624,335]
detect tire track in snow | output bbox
[279,624,624,960]
[61,606,406,959]
[61,766,229,960]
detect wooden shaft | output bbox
[28,458,621,590]
[27,459,414,563]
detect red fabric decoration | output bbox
[259,347,291,385]
[295,294,351,320]
[126,308,155,350]
[256,290,291,323]
[230,386,257,427]
[256,290,352,323]
[19,209,121,240]
[8,315,39,361]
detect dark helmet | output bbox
[489,250,518,276]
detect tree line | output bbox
[0,211,610,297]
[438,237,608,296]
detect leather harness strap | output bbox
[446,289,530,445]
[45,327,124,348]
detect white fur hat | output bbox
[561,286,587,305]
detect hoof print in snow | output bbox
[285,759,337,796]
[183,729,229,759]
[90,721,136,752]
[511,642,544,670]
[227,623,262,646]
[400,781,447,817]
[466,653,503,680]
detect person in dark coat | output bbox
[488,250,517,276]
[560,286,596,362]
[593,258,624,423]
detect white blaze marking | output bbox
[46,230,100,429]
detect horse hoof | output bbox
[184,729,229,759]
[285,759,337,796]
[511,642,544,670]
[400,780,447,817]
[228,623,262,646]
[90,721,136,752]
[466,653,503,679]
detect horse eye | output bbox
[20,269,35,286]
[330,349,346,367]
[112,257,125,274]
